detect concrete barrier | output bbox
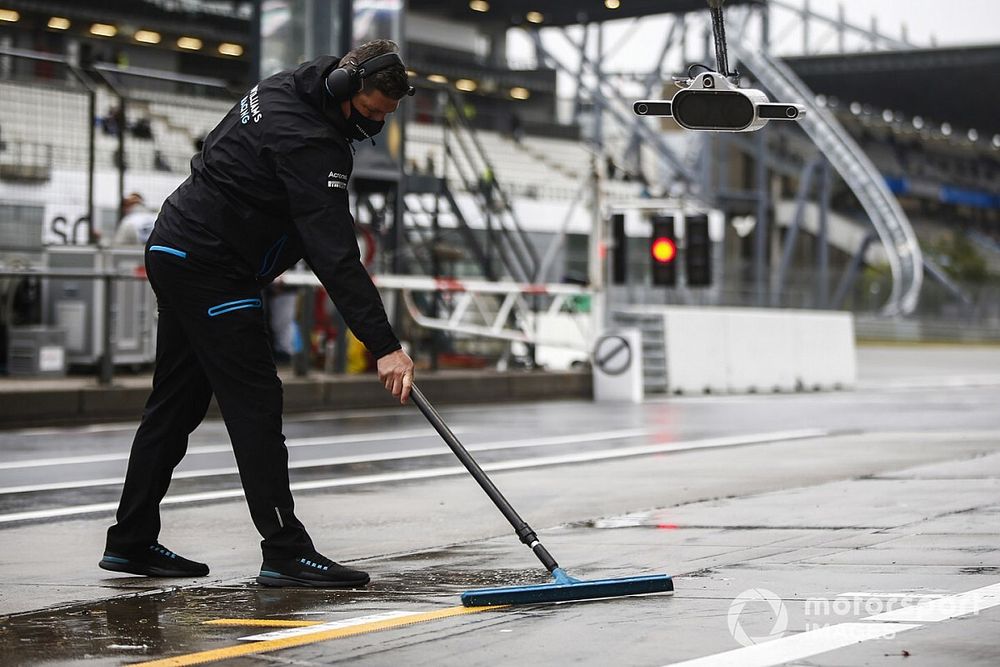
[623,306,855,394]
[663,308,727,394]
[0,371,592,429]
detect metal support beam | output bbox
[250,0,262,79]
[86,88,97,243]
[753,127,770,306]
[571,26,589,126]
[534,178,589,283]
[624,19,678,173]
[773,158,821,306]
[769,0,913,51]
[533,30,697,185]
[831,231,877,309]
[838,3,846,52]
[802,0,810,55]
[594,23,604,150]
[816,159,831,308]
[754,2,771,306]
[99,275,114,386]
[117,97,126,224]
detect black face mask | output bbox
[348,102,384,143]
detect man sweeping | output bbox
[100,39,415,588]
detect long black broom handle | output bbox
[410,385,561,574]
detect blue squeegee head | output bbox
[461,569,674,607]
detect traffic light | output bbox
[610,213,626,285]
[685,215,712,287]
[650,215,677,287]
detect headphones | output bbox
[325,52,415,101]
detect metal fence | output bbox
[0,47,238,255]
[89,62,237,223]
[0,48,97,249]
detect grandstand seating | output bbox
[2,80,642,205]
[406,121,641,201]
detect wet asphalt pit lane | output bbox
[0,585,470,665]
[0,563,678,664]
[0,438,653,519]
[368,567,550,595]
[0,589,239,665]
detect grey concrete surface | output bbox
[0,344,999,665]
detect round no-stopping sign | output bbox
[593,335,632,376]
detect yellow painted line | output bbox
[202,619,323,628]
[134,605,500,666]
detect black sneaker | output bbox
[257,552,370,588]
[99,543,210,577]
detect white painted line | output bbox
[0,401,516,437]
[0,477,125,495]
[838,592,943,600]
[0,428,648,494]
[863,582,1000,623]
[0,428,459,471]
[858,375,1000,391]
[666,622,919,667]
[668,582,1000,667]
[0,428,827,524]
[467,429,827,472]
[239,611,417,642]
[0,499,121,523]
[0,422,138,437]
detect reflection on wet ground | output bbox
[0,548,551,665]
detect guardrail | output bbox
[1,268,594,383]
[280,272,594,349]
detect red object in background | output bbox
[438,352,490,369]
[650,215,677,287]
[651,237,677,263]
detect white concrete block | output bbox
[663,308,727,394]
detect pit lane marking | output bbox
[134,605,496,666]
[203,619,322,628]
[0,428,827,523]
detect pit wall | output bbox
[629,306,856,394]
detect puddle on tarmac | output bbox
[374,567,549,591]
[681,568,716,578]
[0,564,551,665]
[1,538,665,664]
[564,512,654,529]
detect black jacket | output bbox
[155,55,400,359]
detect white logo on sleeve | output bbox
[240,85,263,124]
[327,171,348,189]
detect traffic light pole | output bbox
[588,152,608,332]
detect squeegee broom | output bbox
[411,385,674,607]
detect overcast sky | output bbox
[827,0,1000,47]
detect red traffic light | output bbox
[651,237,677,263]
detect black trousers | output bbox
[106,232,314,560]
